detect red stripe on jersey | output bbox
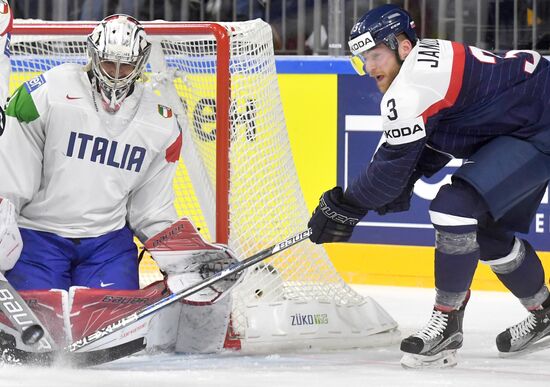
[420,42,465,123]
[165,131,182,163]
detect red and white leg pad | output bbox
[175,295,232,353]
[0,288,67,352]
[68,281,180,352]
[0,280,231,354]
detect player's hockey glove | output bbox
[308,187,367,244]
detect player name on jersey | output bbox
[416,39,440,68]
[66,131,147,172]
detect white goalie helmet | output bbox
[87,14,151,112]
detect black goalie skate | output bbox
[496,305,550,355]
[400,306,465,369]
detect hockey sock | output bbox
[434,230,479,310]
[486,239,546,308]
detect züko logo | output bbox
[290,313,329,326]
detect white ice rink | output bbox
[2,285,550,387]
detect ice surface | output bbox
[2,285,550,387]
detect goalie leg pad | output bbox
[69,281,179,352]
[0,289,68,359]
[175,295,232,354]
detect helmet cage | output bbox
[87,14,151,111]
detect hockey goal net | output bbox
[10,19,398,352]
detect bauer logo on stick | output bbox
[275,229,312,252]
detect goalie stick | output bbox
[0,272,56,351]
[68,228,312,354]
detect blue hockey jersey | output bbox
[346,38,550,210]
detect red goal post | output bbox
[10,19,398,352]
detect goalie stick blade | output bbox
[1,338,146,367]
[71,337,147,367]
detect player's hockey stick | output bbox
[0,272,56,350]
[67,228,312,355]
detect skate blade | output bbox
[499,336,550,358]
[400,349,458,369]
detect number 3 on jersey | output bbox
[469,46,541,74]
[387,98,398,121]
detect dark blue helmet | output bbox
[348,4,417,59]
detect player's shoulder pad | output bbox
[380,39,456,146]
[0,1,13,37]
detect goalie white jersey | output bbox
[0,63,182,241]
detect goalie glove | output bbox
[144,218,243,305]
[308,187,367,244]
[0,198,22,271]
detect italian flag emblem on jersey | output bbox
[158,104,173,118]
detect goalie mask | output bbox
[348,4,417,76]
[87,14,151,112]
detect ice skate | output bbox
[400,306,465,369]
[496,305,550,356]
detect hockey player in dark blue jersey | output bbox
[308,4,550,368]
